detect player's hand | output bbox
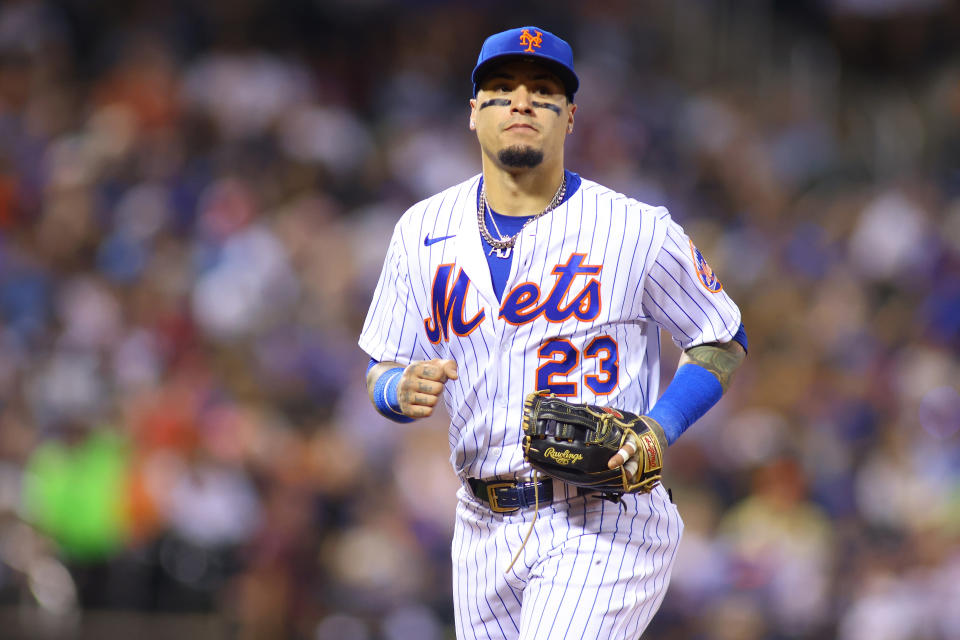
[607,417,666,478]
[397,358,458,418]
[607,431,640,477]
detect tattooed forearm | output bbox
[680,341,746,392]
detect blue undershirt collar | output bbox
[478,170,581,299]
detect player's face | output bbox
[470,61,576,170]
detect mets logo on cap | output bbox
[689,239,723,293]
[519,29,542,52]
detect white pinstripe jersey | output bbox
[359,173,741,482]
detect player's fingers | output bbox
[441,359,459,381]
[607,439,637,469]
[403,404,434,419]
[406,378,444,396]
[418,359,452,382]
[399,389,439,409]
[410,392,439,407]
[416,359,458,382]
[607,451,624,469]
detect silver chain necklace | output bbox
[478,175,567,259]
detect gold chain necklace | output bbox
[477,175,567,259]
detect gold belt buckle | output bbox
[486,481,519,513]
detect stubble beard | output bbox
[498,145,544,169]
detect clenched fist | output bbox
[396,358,458,418]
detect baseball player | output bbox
[360,26,747,639]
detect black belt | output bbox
[468,477,554,513]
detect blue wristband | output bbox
[647,363,724,445]
[372,366,414,423]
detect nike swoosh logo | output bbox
[424,234,456,246]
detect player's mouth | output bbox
[504,122,538,133]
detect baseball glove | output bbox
[522,391,664,495]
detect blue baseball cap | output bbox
[472,26,579,98]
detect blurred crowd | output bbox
[0,0,958,638]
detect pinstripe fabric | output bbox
[452,482,682,640]
[359,173,739,638]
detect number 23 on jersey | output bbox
[536,336,618,396]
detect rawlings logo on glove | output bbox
[522,391,664,495]
[544,448,584,465]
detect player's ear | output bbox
[566,103,576,133]
[469,98,478,130]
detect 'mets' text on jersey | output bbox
[425,251,601,342]
[359,175,741,481]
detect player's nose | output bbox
[510,85,535,114]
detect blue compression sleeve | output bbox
[647,363,724,445]
[370,363,414,423]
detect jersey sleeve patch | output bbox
[688,239,723,293]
